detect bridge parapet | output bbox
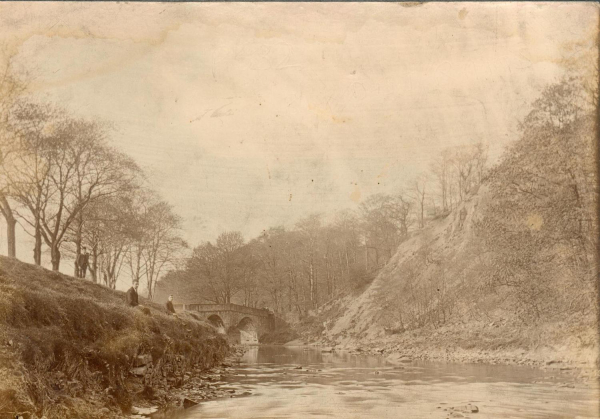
[184,303,271,318]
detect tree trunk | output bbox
[50,244,61,271]
[313,263,318,308]
[288,271,293,312]
[90,246,98,282]
[0,195,17,258]
[309,259,315,308]
[325,254,331,296]
[33,222,42,266]
[73,216,83,277]
[6,217,16,258]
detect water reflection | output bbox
[176,346,599,419]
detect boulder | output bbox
[131,406,159,415]
[467,404,479,413]
[458,404,479,413]
[183,398,198,409]
[131,366,148,376]
[135,354,153,367]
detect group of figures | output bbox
[125,282,176,315]
[75,247,90,279]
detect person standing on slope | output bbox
[166,295,176,314]
[126,281,139,307]
[77,247,90,279]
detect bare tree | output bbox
[187,231,245,304]
[296,213,323,309]
[413,175,428,229]
[3,104,139,271]
[0,62,25,258]
[452,147,476,201]
[2,102,59,265]
[126,193,186,299]
[187,241,224,303]
[77,193,139,286]
[430,149,451,212]
[211,231,244,304]
[66,141,140,277]
[359,193,413,266]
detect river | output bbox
[173,346,599,419]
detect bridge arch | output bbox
[207,314,226,334]
[231,316,258,344]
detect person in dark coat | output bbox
[77,246,90,278]
[126,282,139,307]
[166,295,176,314]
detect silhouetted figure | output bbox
[166,295,176,314]
[126,282,139,307]
[77,246,90,278]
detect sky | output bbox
[0,2,597,285]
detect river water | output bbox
[175,346,599,419]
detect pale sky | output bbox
[0,2,597,283]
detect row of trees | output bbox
[0,66,186,298]
[161,214,371,316]
[159,141,489,317]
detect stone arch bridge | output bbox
[173,303,274,344]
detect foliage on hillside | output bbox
[0,256,227,419]
[325,77,599,364]
[478,113,597,320]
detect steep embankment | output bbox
[0,256,228,419]
[325,186,599,371]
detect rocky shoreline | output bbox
[316,342,600,384]
[311,317,600,382]
[130,346,249,419]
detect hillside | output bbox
[324,185,599,370]
[0,256,228,419]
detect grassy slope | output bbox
[0,256,228,419]
[325,186,599,369]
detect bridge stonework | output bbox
[173,303,274,344]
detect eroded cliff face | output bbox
[327,186,488,343]
[324,186,599,369]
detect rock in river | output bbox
[183,398,198,409]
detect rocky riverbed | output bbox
[310,318,600,383]
[130,346,249,419]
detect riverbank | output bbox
[313,316,599,381]
[0,256,230,419]
[131,346,248,418]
